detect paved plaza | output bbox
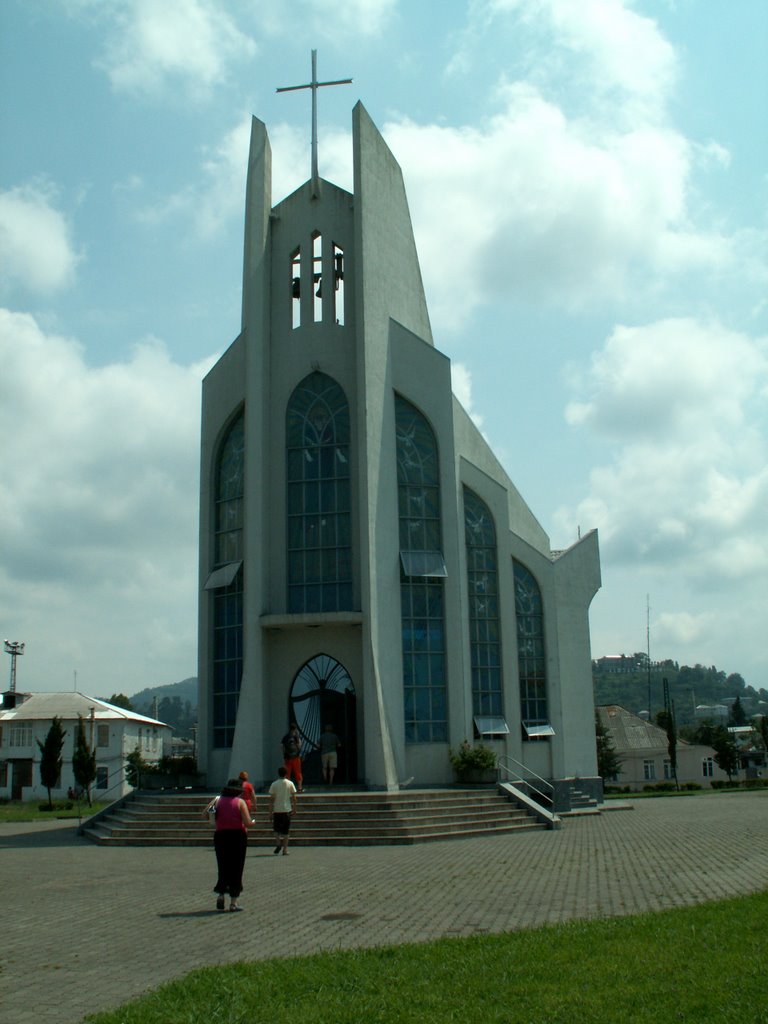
[1,790,767,1023]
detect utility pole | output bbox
[663,676,679,789]
[3,640,25,692]
[646,595,652,718]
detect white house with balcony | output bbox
[0,691,171,801]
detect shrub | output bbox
[744,777,768,788]
[449,741,497,773]
[125,747,151,787]
[681,783,702,791]
[157,755,198,775]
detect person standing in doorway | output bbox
[268,766,297,855]
[203,778,253,912]
[319,723,341,786]
[281,722,304,792]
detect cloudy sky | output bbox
[1,0,766,699]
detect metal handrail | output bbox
[74,768,134,830]
[497,755,554,806]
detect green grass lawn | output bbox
[0,799,110,822]
[86,890,768,1024]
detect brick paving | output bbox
[1,790,767,1024]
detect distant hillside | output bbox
[593,657,767,727]
[128,677,198,708]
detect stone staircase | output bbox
[562,784,600,815]
[81,787,549,847]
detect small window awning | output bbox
[474,716,509,737]
[522,721,556,738]
[400,550,447,578]
[203,561,242,590]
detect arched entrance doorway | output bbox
[289,654,357,785]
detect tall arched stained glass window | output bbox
[513,560,550,734]
[395,395,447,743]
[212,411,244,749]
[464,488,502,716]
[286,372,352,613]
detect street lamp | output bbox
[3,640,25,692]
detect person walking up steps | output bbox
[238,770,256,814]
[319,723,341,786]
[268,766,297,855]
[281,722,304,792]
[203,778,254,911]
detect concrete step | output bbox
[88,813,536,841]
[82,787,548,847]
[82,821,544,847]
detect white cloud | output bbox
[83,0,256,98]
[0,183,80,294]
[654,610,714,648]
[383,84,746,330]
[127,0,765,328]
[0,309,213,691]
[565,318,766,439]
[305,0,397,38]
[484,0,677,114]
[138,116,354,239]
[380,0,765,332]
[451,362,485,433]
[556,317,768,581]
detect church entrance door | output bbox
[289,654,357,785]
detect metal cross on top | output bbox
[277,50,352,197]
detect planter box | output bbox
[140,773,203,790]
[454,769,498,784]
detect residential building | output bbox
[0,691,171,801]
[597,704,731,790]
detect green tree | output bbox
[72,715,97,806]
[36,717,67,810]
[656,709,679,790]
[108,693,134,711]
[730,696,747,726]
[125,747,150,788]
[711,727,740,782]
[680,720,718,746]
[753,715,768,752]
[595,712,623,782]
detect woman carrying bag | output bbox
[203,778,253,912]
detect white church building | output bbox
[197,97,602,810]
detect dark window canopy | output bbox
[522,721,556,738]
[204,561,242,590]
[400,550,447,578]
[473,715,509,737]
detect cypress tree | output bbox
[37,716,67,810]
[595,711,623,782]
[72,714,97,806]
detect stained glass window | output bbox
[464,488,502,717]
[396,395,446,743]
[513,560,549,732]
[286,373,352,612]
[212,411,244,749]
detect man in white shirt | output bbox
[268,765,298,855]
